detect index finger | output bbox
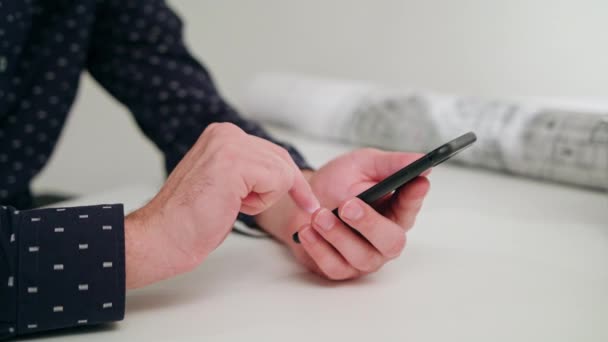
[288,168,320,214]
[252,136,321,214]
[252,136,320,213]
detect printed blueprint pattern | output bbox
[243,74,608,190]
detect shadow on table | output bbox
[124,236,379,316]
[126,291,195,313]
[289,269,377,287]
[276,246,379,288]
[15,323,118,341]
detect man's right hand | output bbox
[123,123,319,289]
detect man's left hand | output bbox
[256,148,430,280]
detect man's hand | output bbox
[256,148,430,280]
[124,123,319,289]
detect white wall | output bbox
[32,0,608,195]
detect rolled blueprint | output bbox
[241,73,608,191]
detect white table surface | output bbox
[24,126,608,342]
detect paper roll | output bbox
[241,73,608,191]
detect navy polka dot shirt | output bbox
[0,0,309,339]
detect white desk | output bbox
[24,126,608,341]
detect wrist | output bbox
[300,169,315,181]
[124,207,173,290]
[124,210,148,289]
[254,169,315,244]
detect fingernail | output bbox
[341,199,363,221]
[314,208,335,231]
[299,226,317,244]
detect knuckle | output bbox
[402,216,417,231]
[402,197,424,213]
[325,267,351,281]
[417,175,431,189]
[352,250,383,272]
[283,164,296,187]
[385,234,407,259]
[270,157,295,190]
[202,122,221,137]
[244,197,269,215]
[318,258,350,280]
[205,122,219,133]
[277,146,292,161]
[206,122,243,138]
[196,125,214,145]
[217,142,242,162]
[358,147,380,158]
[352,211,377,235]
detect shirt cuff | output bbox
[0,204,125,339]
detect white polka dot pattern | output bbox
[0,204,125,339]
[0,0,87,209]
[0,0,310,213]
[1,1,312,338]
[85,0,310,174]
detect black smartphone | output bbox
[293,131,477,243]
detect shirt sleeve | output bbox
[86,0,311,175]
[0,204,125,340]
